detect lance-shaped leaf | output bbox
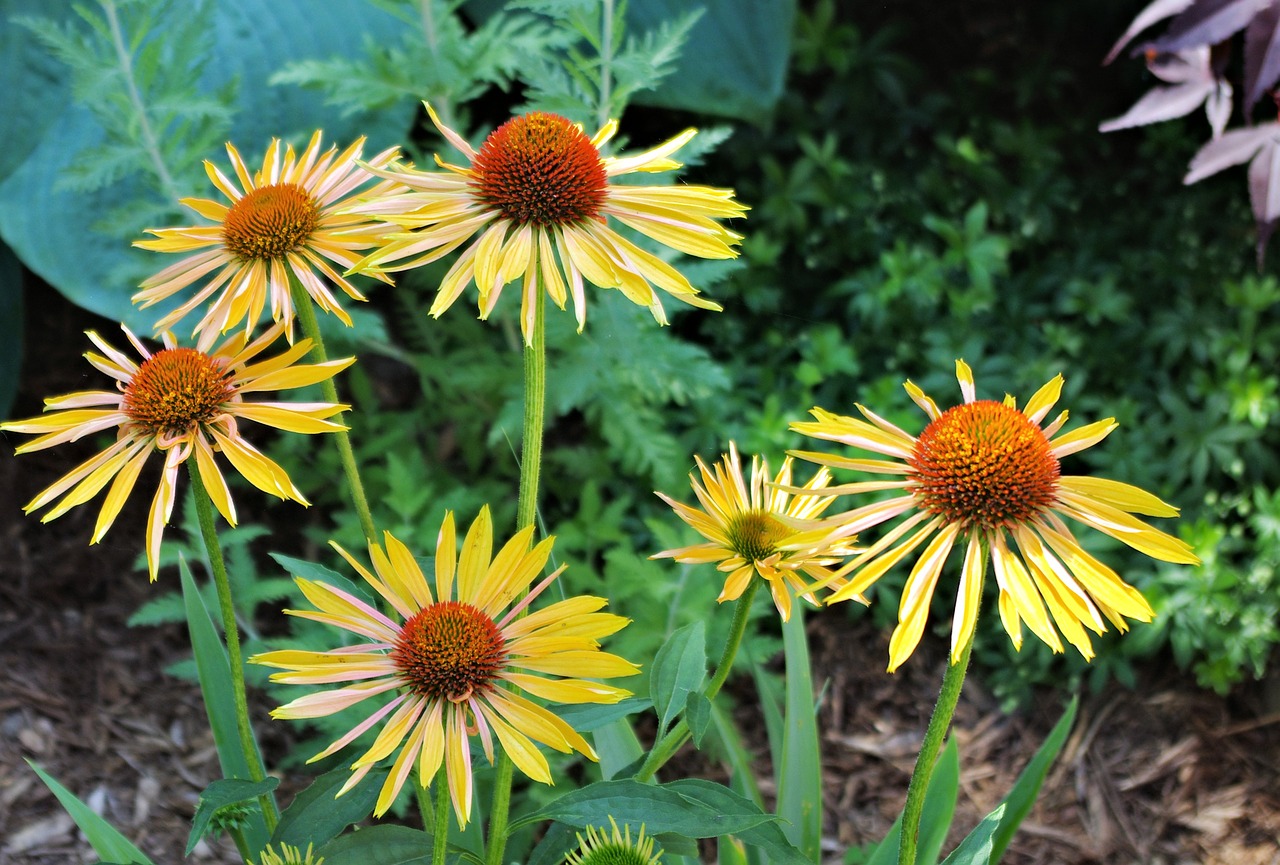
[1184,122,1280,182]
[1100,71,1215,130]
[1248,138,1280,264]
[187,778,280,856]
[1244,3,1280,108]
[1104,0,1195,64]
[1147,0,1269,54]
[650,621,707,738]
[1100,48,1230,133]
[1206,79,1234,136]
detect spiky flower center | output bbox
[908,400,1060,531]
[222,183,319,261]
[470,112,608,227]
[725,510,792,562]
[393,601,507,702]
[255,842,323,865]
[566,819,662,865]
[123,348,234,437]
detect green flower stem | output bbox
[227,827,251,862]
[432,770,450,865]
[415,777,432,834]
[485,288,547,865]
[288,278,378,544]
[516,288,547,531]
[897,552,985,865]
[635,579,762,783]
[187,462,280,831]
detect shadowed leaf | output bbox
[1148,0,1268,54]
[1243,3,1280,108]
[1104,0,1194,63]
[1184,122,1280,182]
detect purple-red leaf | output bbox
[1148,0,1269,53]
[1149,45,1215,82]
[1105,0,1196,64]
[1184,122,1280,182]
[1250,142,1280,265]
[1101,48,1226,132]
[1207,79,1235,136]
[1243,3,1280,108]
[1249,139,1280,222]
[1099,79,1218,131]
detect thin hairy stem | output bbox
[431,770,450,865]
[635,579,762,782]
[897,551,985,865]
[288,276,378,543]
[597,0,615,130]
[485,287,547,865]
[187,463,279,831]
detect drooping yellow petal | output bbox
[950,532,985,663]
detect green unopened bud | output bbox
[564,817,662,865]
[250,842,324,865]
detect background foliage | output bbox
[3,0,1277,749]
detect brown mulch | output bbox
[3,291,1280,865]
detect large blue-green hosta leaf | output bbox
[0,0,413,330]
[0,243,21,419]
[628,0,794,120]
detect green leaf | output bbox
[316,824,485,865]
[271,551,376,606]
[650,621,706,736]
[514,778,807,863]
[25,760,153,865]
[717,834,750,865]
[778,604,821,861]
[685,691,712,748]
[271,766,389,851]
[269,552,348,584]
[0,243,23,418]
[593,716,646,781]
[179,556,270,852]
[666,779,809,865]
[317,824,431,865]
[918,739,961,865]
[866,739,960,865]
[187,777,279,856]
[939,804,1006,865]
[989,696,1079,863]
[556,697,652,733]
[628,0,795,120]
[748,653,785,775]
[527,821,580,865]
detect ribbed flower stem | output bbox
[635,579,761,782]
[897,553,984,865]
[485,288,547,865]
[516,288,546,531]
[288,277,378,543]
[187,462,279,831]
[227,828,251,862]
[432,769,450,865]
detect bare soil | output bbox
[2,289,1279,865]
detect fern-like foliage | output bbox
[269,0,568,152]
[17,0,235,228]
[515,0,701,128]
[546,291,732,490]
[127,488,292,642]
